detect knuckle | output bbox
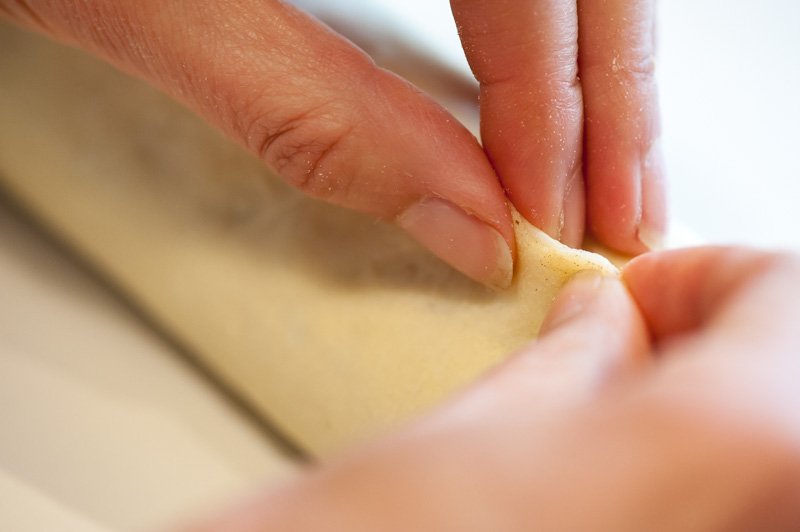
[244,105,356,200]
[582,52,657,101]
[548,82,584,119]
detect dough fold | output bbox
[0,26,615,454]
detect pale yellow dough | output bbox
[0,26,615,455]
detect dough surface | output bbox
[0,26,615,454]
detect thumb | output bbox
[1,0,514,288]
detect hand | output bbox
[185,247,800,531]
[0,1,665,288]
[451,0,665,253]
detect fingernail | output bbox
[637,220,664,251]
[637,141,667,251]
[540,270,605,334]
[559,165,586,247]
[397,197,513,290]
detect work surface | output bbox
[0,198,295,531]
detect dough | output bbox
[0,26,615,455]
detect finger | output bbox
[0,1,515,289]
[622,248,800,524]
[578,0,666,254]
[624,247,800,408]
[623,247,800,342]
[434,271,650,424]
[193,254,800,532]
[450,0,585,246]
[624,247,800,425]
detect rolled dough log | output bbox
[0,25,615,454]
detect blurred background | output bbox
[299,0,800,251]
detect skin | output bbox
[185,247,800,531]
[0,0,666,288]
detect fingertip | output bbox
[587,148,666,256]
[638,140,668,251]
[558,168,587,248]
[528,269,650,389]
[622,247,781,339]
[540,268,644,341]
[539,270,606,335]
[397,197,514,290]
[620,248,663,277]
[491,229,515,290]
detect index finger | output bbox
[450,0,586,247]
[579,0,666,254]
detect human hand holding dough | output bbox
[0,0,665,288]
[188,248,800,531]
[5,5,794,532]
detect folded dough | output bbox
[0,26,615,454]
